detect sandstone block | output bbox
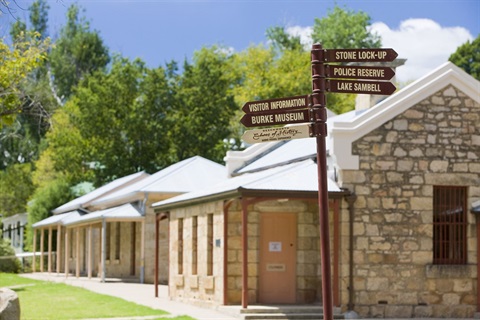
[0,288,20,320]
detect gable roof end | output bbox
[330,62,480,170]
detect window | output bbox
[178,218,184,274]
[192,216,198,275]
[207,214,214,276]
[115,222,121,260]
[106,223,111,261]
[433,186,467,264]
[69,229,74,259]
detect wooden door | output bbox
[259,213,296,303]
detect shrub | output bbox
[0,239,21,273]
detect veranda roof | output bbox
[152,159,345,211]
[90,156,226,207]
[32,210,83,229]
[63,203,143,227]
[53,171,148,214]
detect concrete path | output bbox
[18,273,471,320]
[20,273,238,320]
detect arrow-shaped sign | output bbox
[324,48,398,62]
[242,124,311,144]
[240,109,309,127]
[242,95,309,114]
[327,79,396,95]
[325,65,395,81]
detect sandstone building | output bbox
[32,62,479,318]
[152,62,480,318]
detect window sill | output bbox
[425,264,475,278]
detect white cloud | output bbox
[282,19,472,83]
[285,25,313,49]
[370,19,473,82]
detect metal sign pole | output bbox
[311,43,333,320]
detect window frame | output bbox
[432,185,468,265]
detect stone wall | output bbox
[224,199,325,305]
[144,200,169,284]
[169,201,225,308]
[338,85,480,318]
[169,198,334,307]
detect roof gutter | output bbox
[153,188,242,212]
[152,187,350,212]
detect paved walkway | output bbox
[18,273,474,320]
[20,273,238,320]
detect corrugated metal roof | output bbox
[236,115,343,174]
[237,138,317,174]
[53,171,148,214]
[32,210,82,228]
[152,159,341,210]
[64,204,142,227]
[90,156,226,207]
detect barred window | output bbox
[433,186,467,264]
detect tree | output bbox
[67,56,174,184]
[170,46,238,162]
[49,4,110,101]
[0,239,21,273]
[29,0,49,39]
[449,35,480,81]
[26,177,74,249]
[32,105,91,187]
[0,37,49,128]
[2,0,57,169]
[0,163,35,217]
[266,26,303,52]
[312,5,381,49]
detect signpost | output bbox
[240,109,309,127]
[325,65,395,80]
[323,48,398,62]
[242,124,311,144]
[242,95,309,114]
[326,79,396,95]
[239,44,398,319]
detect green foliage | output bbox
[229,45,312,144]
[449,35,480,81]
[171,46,238,163]
[29,0,50,38]
[312,5,382,49]
[266,26,304,52]
[311,5,381,114]
[33,104,92,186]
[0,163,35,217]
[3,1,57,170]
[0,36,49,127]
[70,56,173,184]
[26,177,74,245]
[0,239,21,273]
[50,4,110,100]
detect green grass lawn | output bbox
[0,273,195,320]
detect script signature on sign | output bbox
[252,127,304,141]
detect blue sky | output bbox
[1,0,479,82]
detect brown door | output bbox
[259,212,296,303]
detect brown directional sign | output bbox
[326,65,395,81]
[327,79,396,95]
[324,48,398,62]
[242,95,309,114]
[240,109,309,127]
